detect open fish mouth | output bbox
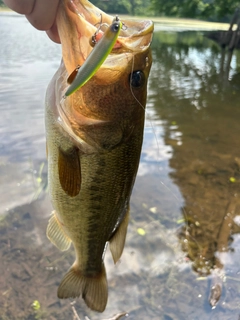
[56,0,154,74]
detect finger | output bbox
[26,0,59,31]
[46,21,61,44]
[3,0,34,14]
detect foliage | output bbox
[90,0,152,16]
[202,0,240,20]
[150,0,240,21]
[0,0,239,21]
[91,0,240,21]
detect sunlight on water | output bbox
[0,13,61,212]
[1,11,240,320]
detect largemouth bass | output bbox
[45,0,153,312]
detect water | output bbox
[1,12,240,320]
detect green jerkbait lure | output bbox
[65,16,122,96]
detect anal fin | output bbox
[47,211,72,251]
[57,262,108,312]
[109,207,130,264]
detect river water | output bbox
[0,11,240,320]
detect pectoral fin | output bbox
[67,65,80,84]
[58,147,81,197]
[47,211,72,251]
[109,207,129,264]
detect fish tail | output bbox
[57,262,108,312]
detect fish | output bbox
[65,16,123,96]
[45,0,153,313]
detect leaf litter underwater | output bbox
[1,13,240,320]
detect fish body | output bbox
[45,0,153,312]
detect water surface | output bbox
[1,12,240,320]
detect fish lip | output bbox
[62,0,154,59]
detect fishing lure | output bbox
[65,16,122,97]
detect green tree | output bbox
[91,0,151,16]
[150,0,208,17]
[91,0,129,14]
[150,0,179,16]
[150,0,240,20]
[201,0,240,20]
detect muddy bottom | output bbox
[0,185,179,320]
[1,13,240,320]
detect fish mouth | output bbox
[56,0,154,74]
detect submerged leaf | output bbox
[32,300,40,311]
[137,228,146,236]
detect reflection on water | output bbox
[1,12,240,320]
[0,13,61,212]
[150,30,240,311]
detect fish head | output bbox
[52,0,154,150]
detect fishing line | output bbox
[129,54,163,157]
[129,53,192,239]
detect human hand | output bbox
[3,0,61,43]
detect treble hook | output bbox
[91,14,109,46]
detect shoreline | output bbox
[119,15,229,31]
[0,6,12,12]
[0,8,229,31]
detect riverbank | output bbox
[119,15,229,31]
[0,7,230,31]
[0,6,11,11]
[152,16,229,30]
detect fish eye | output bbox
[111,22,120,33]
[129,71,145,88]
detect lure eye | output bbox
[129,71,145,88]
[111,22,120,33]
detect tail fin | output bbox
[57,262,108,312]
